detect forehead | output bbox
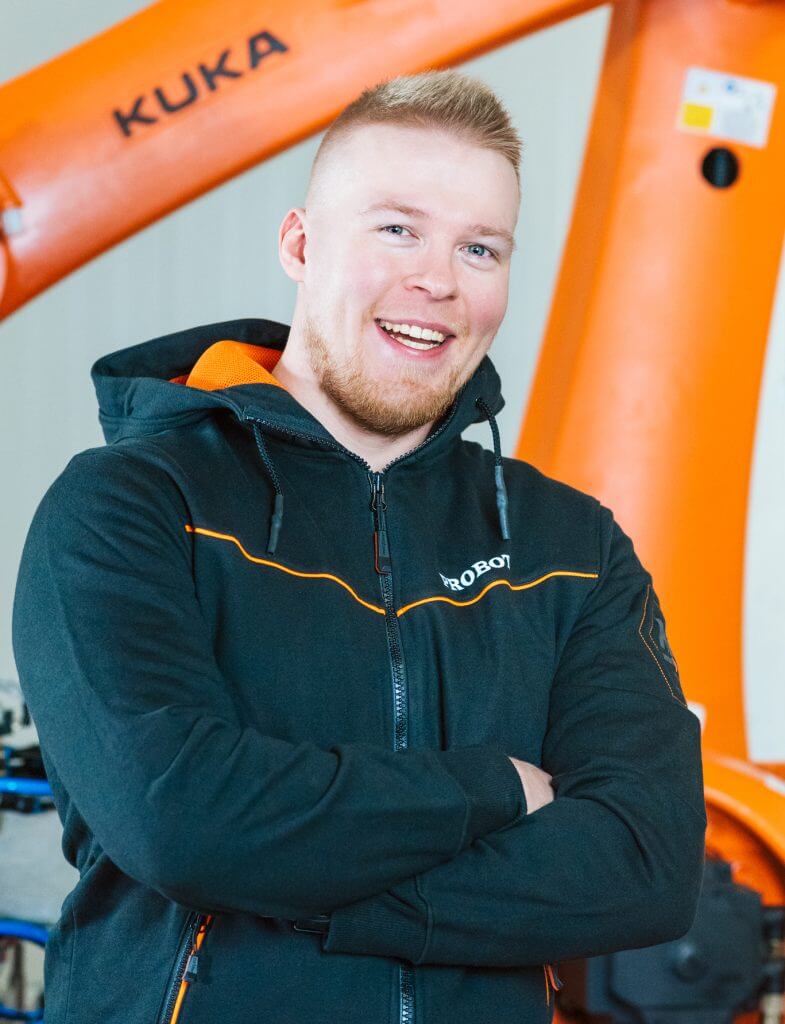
[322,123,519,230]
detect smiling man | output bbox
[12,70,706,1024]
[273,115,518,466]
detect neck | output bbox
[272,347,434,473]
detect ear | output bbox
[279,207,307,283]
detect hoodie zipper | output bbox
[369,471,406,745]
[246,403,460,1024]
[369,468,414,1024]
[159,913,212,1024]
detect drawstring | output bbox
[252,422,284,553]
[252,399,510,552]
[475,397,511,543]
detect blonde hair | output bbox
[308,68,523,199]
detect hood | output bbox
[90,317,510,549]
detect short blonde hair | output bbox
[308,68,523,198]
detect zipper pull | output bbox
[184,952,199,982]
[183,914,211,984]
[369,472,392,575]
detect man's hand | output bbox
[508,757,554,814]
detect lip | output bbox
[374,317,456,338]
[373,320,455,359]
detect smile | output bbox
[374,319,455,354]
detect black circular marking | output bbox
[701,147,739,188]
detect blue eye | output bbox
[378,226,496,261]
[466,243,495,260]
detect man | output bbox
[12,69,706,1024]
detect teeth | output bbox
[378,320,447,344]
[398,336,437,350]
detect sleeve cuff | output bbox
[437,744,527,849]
[322,877,428,963]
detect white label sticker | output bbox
[676,66,776,149]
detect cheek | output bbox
[307,233,374,296]
[468,277,508,336]
[349,238,396,278]
[342,249,396,310]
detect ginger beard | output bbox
[302,312,472,437]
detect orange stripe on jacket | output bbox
[185,524,386,615]
[185,524,597,617]
[396,571,598,616]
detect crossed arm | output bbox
[12,449,706,969]
[320,510,707,969]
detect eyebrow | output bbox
[359,200,516,253]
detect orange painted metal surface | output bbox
[703,753,785,906]
[515,0,785,766]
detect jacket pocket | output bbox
[543,962,564,1006]
[158,912,214,1024]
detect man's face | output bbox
[286,123,519,436]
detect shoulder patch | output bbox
[638,584,687,707]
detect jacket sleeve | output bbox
[322,504,707,967]
[11,447,525,921]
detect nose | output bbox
[403,246,459,300]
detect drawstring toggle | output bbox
[476,396,511,543]
[251,421,285,554]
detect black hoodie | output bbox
[11,317,706,1024]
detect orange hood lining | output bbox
[169,339,285,391]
